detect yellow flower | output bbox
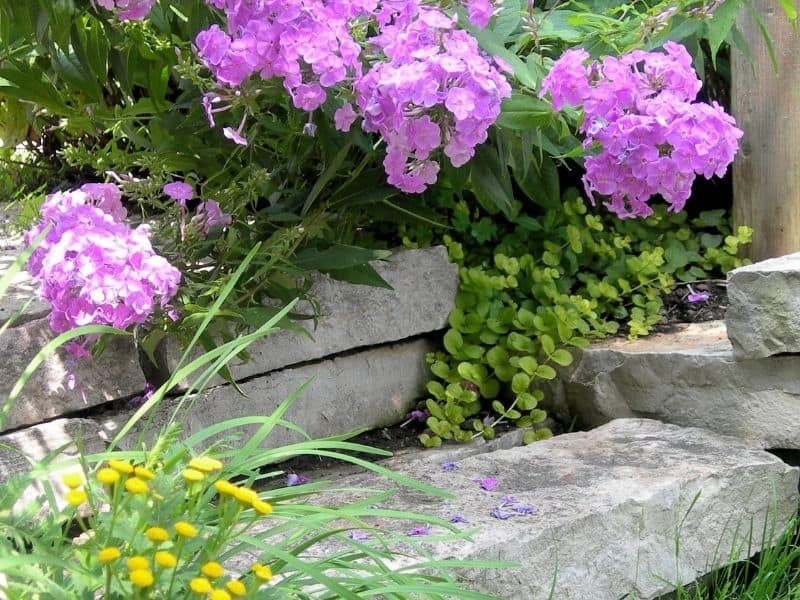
[225,580,247,597]
[233,486,258,506]
[61,472,83,489]
[125,477,149,494]
[252,563,273,582]
[97,547,121,564]
[174,521,198,538]
[129,569,154,588]
[210,589,231,600]
[190,577,212,594]
[214,480,237,497]
[108,459,134,474]
[97,467,120,485]
[65,489,88,507]
[134,465,156,481]
[154,550,177,569]
[182,468,206,483]
[201,561,224,579]
[252,500,273,515]
[146,526,169,543]
[126,556,149,571]
[189,456,224,472]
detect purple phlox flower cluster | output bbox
[347,530,372,541]
[540,41,742,218]
[191,200,232,236]
[686,284,710,303]
[24,184,182,357]
[94,0,155,20]
[286,473,311,486]
[408,525,430,536]
[478,476,498,491]
[196,0,511,193]
[449,513,468,523]
[442,461,459,471]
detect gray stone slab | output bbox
[254,419,797,600]
[99,338,434,450]
[0,317,145,432]
[726,252,800,359]
[163,246,456,384]
[542,321,800,448]
[0,249,50,327]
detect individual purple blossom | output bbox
[286,473,311,486]
[401,409,428,427]
[465,0,494,28]
[95,0,154,20]
[499,495,519,506]
[686,285,710,303]
[192,200,232,235]
[441,462,458,472]
[347,530,371,541]
[163,182,194,207]
[334,103,358,132]
[539,48,592,111]
[223,126,248,146]
[408,525,430,536]
[478,476,498,491]
[489,507,514,520]
[449,514,468,523]
[512,504,537,515]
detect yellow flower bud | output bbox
[252,563,273,582]
[108,459,134,474]
[182,468,206,483]
[154,550,177,569]
[201,561,224,579]
[210,589,231,600]
[214,480,237,497]
[190,577,212,594]
[125,477,149,494]
[174,521,198,538]
[61,472,83,489]
[126,556,149,571]
[146,526,169,543]
[252,499,273,515]
[233,486,257,506]
[134,465,156,481]
[189,456,224,472]
[65,489,88,507]
[129,569,154,588]
[97,467,120,485]
[97,547,121,564]
[225,580,247,597]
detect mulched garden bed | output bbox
[653,279,727,333]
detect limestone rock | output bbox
[726,252,800,359]
[544,321,800,448]
[269,419,797,600]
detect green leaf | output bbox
[497,92,554,130]
[535,364,557,380]
[326,264,392,289]
[292,244,392,272]
[443,329,464,355]
[511,372,531,394]
[779,0,798,21]
[469,143,515,217]
[706,0,743,64]
[491,400,506,415]
[540,334,555,355]
[550,349,573,367]
[518,356,538,375]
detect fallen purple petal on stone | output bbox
[408,526,431,536]
[347,531,371,541]
[479,476,498,491]
[449,514,468,523]
[286,473,310,486]
[442,462,458,472]
[513,504,537,515]
[499,495,519,505]
[489,507,514,520]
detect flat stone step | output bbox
[544,321,800,449]
[0,317,145,433]
[99,338,434,450]
[254,419,797,600]
[726,252,800,359]
[0,249,50,327]
[162,246,457,385]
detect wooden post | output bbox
[732,3,800,261]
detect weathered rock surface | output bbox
[163,247,457,384]
[726,252,800,359]
[100,338,434,450]
[263,419,797,600]
[0,317,145,433]
[0,249,50,326]
[543,321,800,448]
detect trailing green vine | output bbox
[401,190,751,447]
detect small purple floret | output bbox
[489,507,514,520]
[442,462,458,472]
[347,530,371,541]
[408,525,430,537]
[449,514,468,523]
[687,285,710,303]
[479,476,498,491]
[286,473,311,486]
[512,504,537,515]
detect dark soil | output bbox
[653,279,727,333]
